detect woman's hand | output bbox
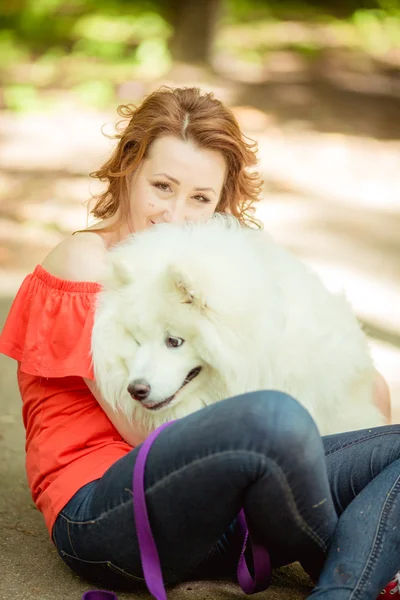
[373,369,391,423]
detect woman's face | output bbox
[127,135,227,233]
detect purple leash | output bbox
[83,421,271,600]
[82,593,116,600]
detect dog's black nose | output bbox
[128,379,151,401]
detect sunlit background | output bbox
[1,0,399,414]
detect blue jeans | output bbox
[52,391,400,599]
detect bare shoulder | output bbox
[41,232,109,282]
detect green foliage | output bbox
[71,11,171,44]
[2,0,398,58]
[3,84,42,111]
[0,29,30,64]
[219,0,399,69]
[352,8,400,55]
[223,0,400,21]
[0,0,398,113]
[72,80,115,107]
[134,38,172,76]
[286,42,322,59]
[69,11,172,63]
[0,0,170,55]
[222,0,321,22]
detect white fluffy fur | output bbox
[92,215,385,440]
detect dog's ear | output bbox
[168,265,207,310]
[102,252,134,290]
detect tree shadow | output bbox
[222,70,400,140]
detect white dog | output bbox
[92,215,385,440]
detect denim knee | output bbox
[225,390,321,460]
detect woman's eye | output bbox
[194,195,211,204]
[154,182,172,192]
[166,336,184,348]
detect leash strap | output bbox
[132,422,173,600]
[82,593,117,600]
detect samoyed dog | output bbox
[92,215,384,440]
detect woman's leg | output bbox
[52,390,337,590]
[308,425,400,600]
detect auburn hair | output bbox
[88,86,263,230]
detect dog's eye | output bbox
[166,336,184,348]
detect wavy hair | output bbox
[88,86,263,230]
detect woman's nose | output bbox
[163,201,186,224]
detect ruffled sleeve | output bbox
[0,265,101,379]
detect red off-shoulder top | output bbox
[0,265,132,537]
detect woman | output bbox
[0,86,398,599]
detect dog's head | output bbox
[93,218,265,427]
[94,255,238,423]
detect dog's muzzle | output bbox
[127,367,202,410]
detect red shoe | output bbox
[380,573,400,597]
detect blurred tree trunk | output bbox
[167,0,221,64]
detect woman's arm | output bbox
[373,369,391,423]
[42,233,146,447]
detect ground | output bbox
[0,62,399,599]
